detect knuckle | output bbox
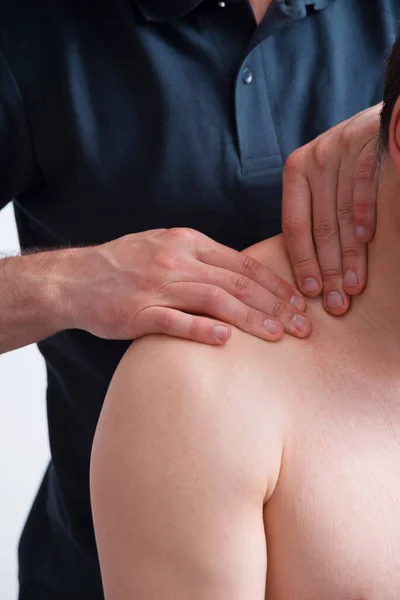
[282,215,309,239]
[354,159,375,185]
[118,233,134,244]
[242,307,254,330]
[168,226,185,238]
[366,120,379,138]
[336,201,353,222]
[321,267,342,282]
[202,286,222,313]
[154,310,174,332]
[353,201,371,217]
[284,149,304,173]
[342,247,361,260]
[271,276,287,297]
[270,300,286,320]
[239,253,258,278]
[188,317,201,340]
[154,250,179,269]
[340,125,354,150]
[293,256,316,270]
[312,142,330,169]
[313,220,338,242]
[232,274,251,298]
[168,227,196,242]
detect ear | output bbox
[388,96,400,174]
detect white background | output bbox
[0,203,49,600]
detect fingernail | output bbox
[356,226,367,239]
[344,270,359,288]
[292,314,310,333]
[213,325,229,340]
[302,278,320,293]
[264,319,282,335]
[326,291,343,308]
[290,295,306,310]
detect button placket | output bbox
[235,46,283,174]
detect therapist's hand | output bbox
[282,103,380,315]
[58,228,310,345]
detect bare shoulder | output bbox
[117,327,286,409]
[119,332,232,391]
[108,329,288,501]
[92,329,276,600]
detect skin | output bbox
[282,104,380,309]
[90,94,400,599]
[90,235,400,599]
[250,0,273,23]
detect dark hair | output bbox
[379,32,400,153]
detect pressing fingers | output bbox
[352,138,378,243]
[309,152,349,315]
[282,149,322,297]
[197,262,309,325]
[161,281,311,340]
[196,239,306,309]
[336,152,367,296]
[133,305,233,345]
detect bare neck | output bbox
[246,199,400,375]
[348,167,400,353]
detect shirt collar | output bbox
[135,0,335,22]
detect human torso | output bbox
[264,340,400,599]
[242,237,400,599]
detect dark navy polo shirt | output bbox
[0,1,398,598]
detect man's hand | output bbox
[57,228,311,345]
[282,103,380,315]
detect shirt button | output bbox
[242,67,253,84]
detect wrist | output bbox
[11,248,78,334]
[34,247,83,332]
[0,251,66,340]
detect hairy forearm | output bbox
[0,250,70,354]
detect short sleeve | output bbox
[0,44,37,210]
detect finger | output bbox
[196,239,306,308]
[352,138,378,243]
[133,306,233,345]
[309,152,350,315]
[282,150,322,297]
[197,262,308,320]
[160,282,312,340]
[336,154,367,296]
